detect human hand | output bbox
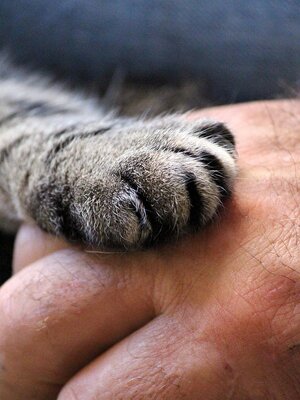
[0,100,299,399]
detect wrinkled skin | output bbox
[0,100,299,400]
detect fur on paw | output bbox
[29,118,237,250]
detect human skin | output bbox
[0,100,299,399]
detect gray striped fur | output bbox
[0,57,237,250]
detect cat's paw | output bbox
[29,118,237,250]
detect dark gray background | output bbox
[1,0,299,101]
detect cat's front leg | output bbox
[11,117,237,250]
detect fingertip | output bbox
[13,224,71,273]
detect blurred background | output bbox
[1,0,300,101]
[0,0,299,282]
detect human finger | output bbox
[0,248,156,400]
[13,223,70,273]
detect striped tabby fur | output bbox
[0,58,237,250]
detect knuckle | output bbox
[234,268,300,359]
